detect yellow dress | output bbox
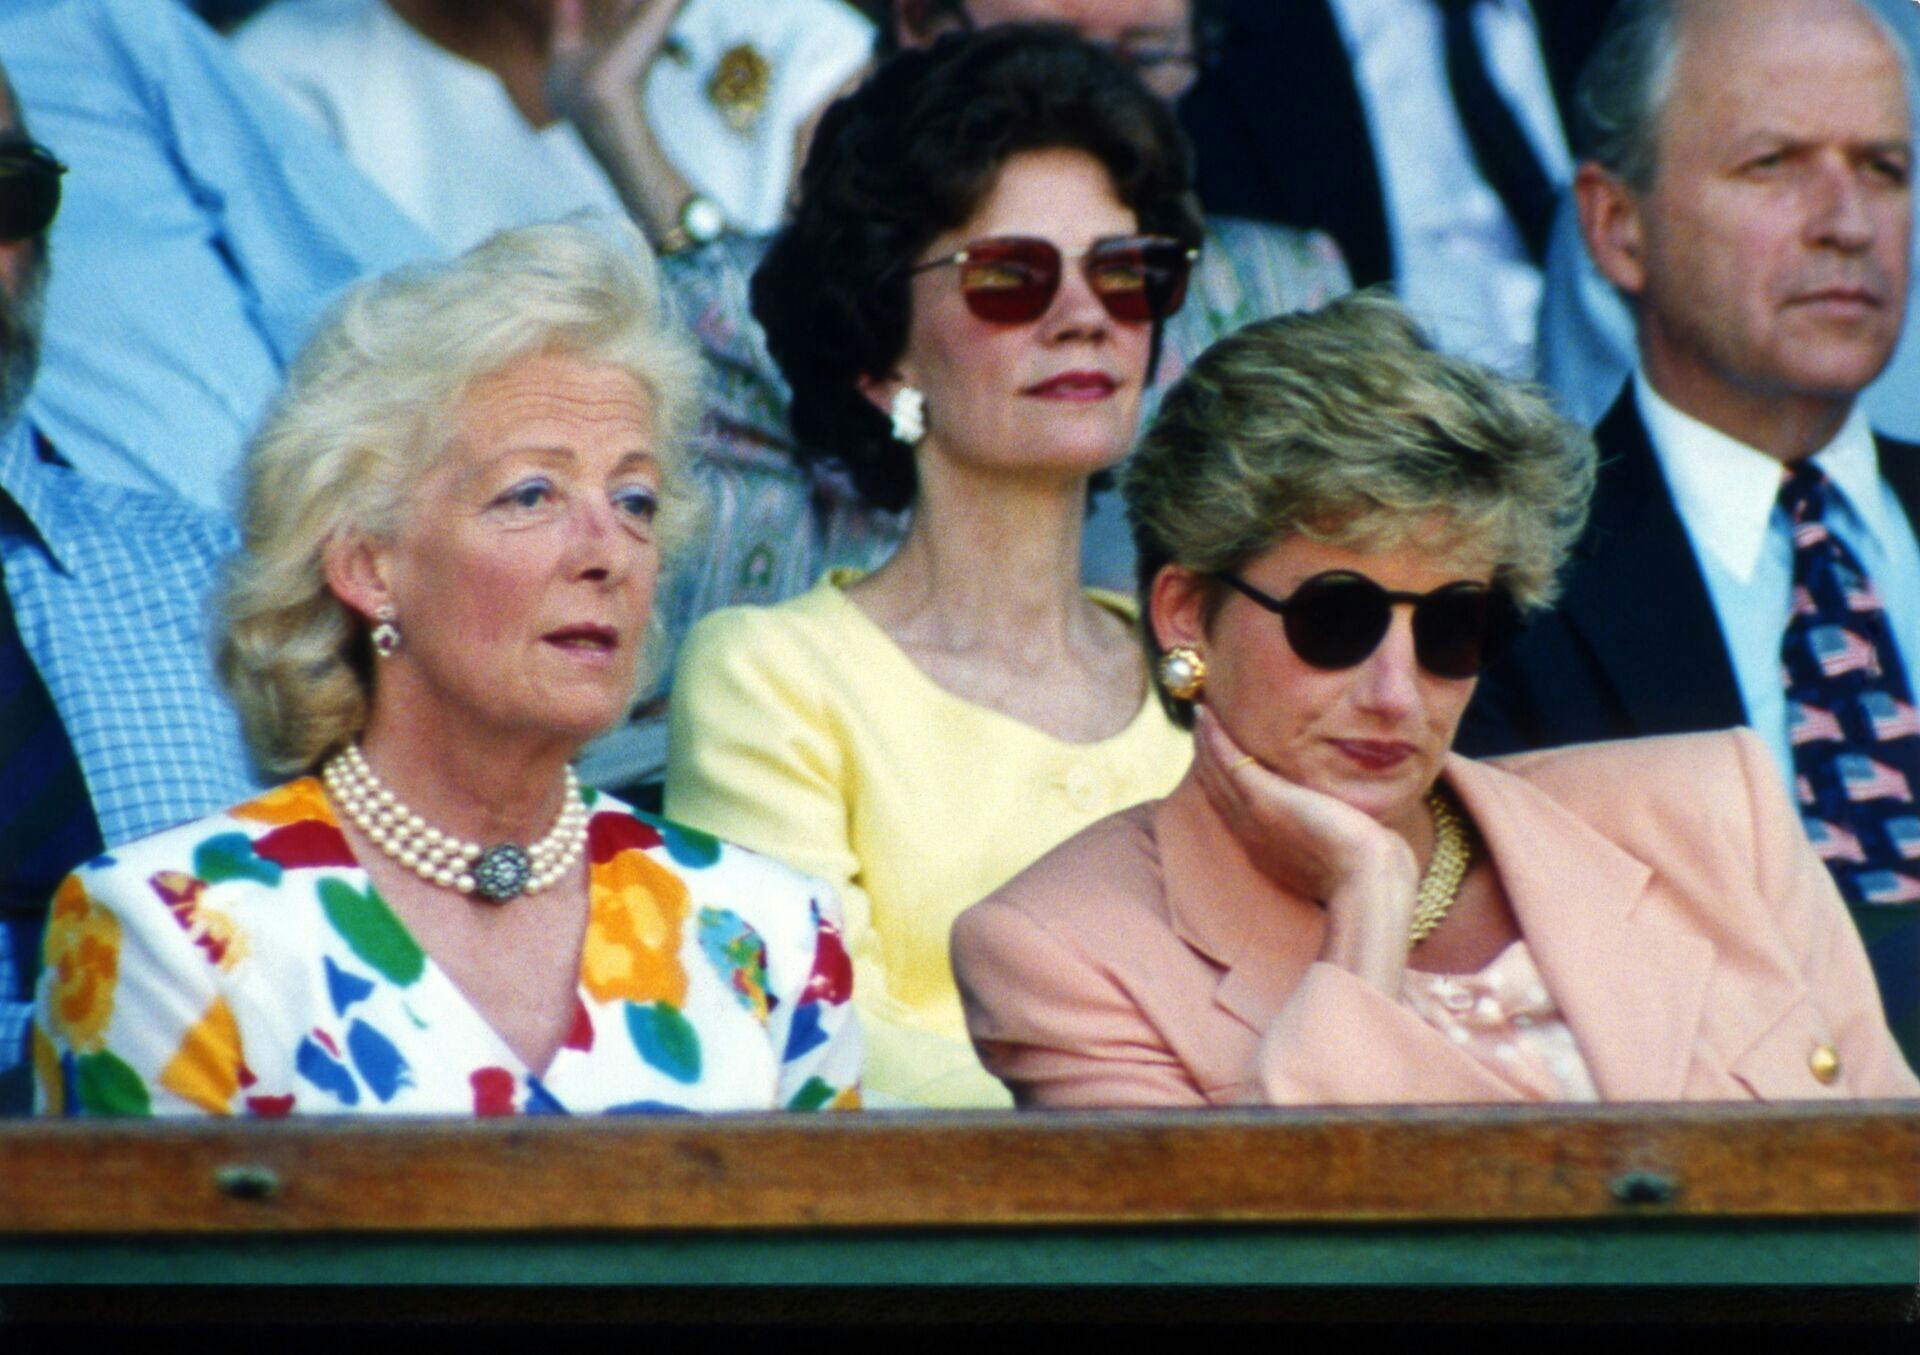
[664,572,1192,1107]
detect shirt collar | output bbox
[0,416,74,575]
[1634,372,1882,584]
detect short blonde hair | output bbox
[220,220,703,775]
[1125,291,1596,725]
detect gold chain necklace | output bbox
[1408,785,1475,946]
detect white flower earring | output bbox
[370,604,401,659]
[889,385,927,446]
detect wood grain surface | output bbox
[3,1103,1915,1235]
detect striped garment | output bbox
[0,420,261,1081]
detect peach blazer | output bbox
[952,730,1920,1106]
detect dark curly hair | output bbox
[750,24,1205,514]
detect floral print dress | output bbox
[32,780,862,1117]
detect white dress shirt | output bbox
[237,0,874,247]
[1327,0,1572,374]
[234,0,625,253]
[1637,375,1920,798]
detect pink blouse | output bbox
[1401,941,1600,1101]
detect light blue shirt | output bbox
[1327,0,1570,375]
[0,417,264,1073]
[1,0,434,513]
[1636,376,1920,800]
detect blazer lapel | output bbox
[1557,395,1748,738]
[1447,754,1716,1099]
[1150,751,1731,1100]
[1152,771,1325,1037]
[1875,431,1920,530]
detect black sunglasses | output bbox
[0,140,65,242]
[1215,570,1513,680]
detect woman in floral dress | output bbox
[32,221,861,1117]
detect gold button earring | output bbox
[1157,644,1206,701]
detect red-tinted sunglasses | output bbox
[908,234,1199,325]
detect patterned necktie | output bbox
[0,553,104,1014]
[1779,464,1919,1059]
[1437,0,1559,263]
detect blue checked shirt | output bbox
[4,0,434,513]
[0,421,263,1075]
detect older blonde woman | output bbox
[32,223,860,1117]
[954,294,1919,1107]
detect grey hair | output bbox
[1125,291,1596,726]
[219,219,703,776]
[1577,0,1907,193]
[1572,0,1684,193]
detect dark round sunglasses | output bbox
[0,140,65,242]
[908,234,1198,326]
[1215,569,1514,680]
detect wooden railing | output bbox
[5,1102,1917,1232]
[3,1104,1917,1319]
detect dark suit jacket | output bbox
[1180,0,1617,287]
[1458,391,1920,757]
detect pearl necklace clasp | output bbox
[321,743,588,902]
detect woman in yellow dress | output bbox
[664,29,1202,1106]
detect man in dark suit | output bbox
[1179,0,1615,371]
[1460,0,1919,1061]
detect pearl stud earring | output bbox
[889,385,927,445]
[1157,645,1206,701]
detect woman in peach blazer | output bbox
[952,296,1919,1107]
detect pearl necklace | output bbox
[321,743,588,902]
[1407,785,1475,946]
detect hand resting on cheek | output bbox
[1193,706,1419,994]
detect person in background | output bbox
[231,0,624,252]
[606,0,874,238]
[953,294,1918,1107]
[553,8,1347,792]
[1180,0,1616,377]
[0,65,261,1111]
[0,0,433,515]
[33,223,861,1118]
[1459,0,1920,1065]
[231,0,872,251]
[885,0,1354,590]
[1534,0,1920,436]
[664,29,1202,1107]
